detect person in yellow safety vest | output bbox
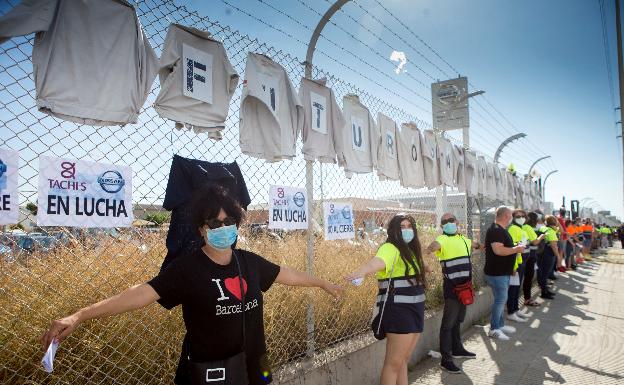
[522,212,546,307]
[507,163,516,176]
[506,209,532,323]
[425,213,483,374]
[346,214,431,385]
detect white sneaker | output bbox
[500,325,517,334]
[506,313,527,323]
[516,309,531,318]
[488,329,510,340]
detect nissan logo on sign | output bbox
[436,83,461,105]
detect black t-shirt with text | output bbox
[148,248,280,385]
[484,222,516,276]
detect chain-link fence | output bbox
[0,0,491,384]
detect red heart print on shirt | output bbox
[224,276,248,301]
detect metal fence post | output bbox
[303,0,351,359]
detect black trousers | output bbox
[537,252,555,294]
[440,297,466,362]
[523,250,537,300]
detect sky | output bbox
[0,0,621,221]
[184,0,624,218]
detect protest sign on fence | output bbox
[37,155,133,227]
[323,201,355,240]
[0,148,19,225]
[268,185,308,230]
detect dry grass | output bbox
[0,228,445,384]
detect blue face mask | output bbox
[206,225,238,250]
[401,228,414,243]
[443,222,457,235]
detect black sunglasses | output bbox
[205,217,236,229]
[441,217,456,225]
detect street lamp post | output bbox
[302,0,351,359]
[542,170,558,201]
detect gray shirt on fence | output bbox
[0,0,158,126]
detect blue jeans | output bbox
[485,274,510,330]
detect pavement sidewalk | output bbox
[408,248,624,385]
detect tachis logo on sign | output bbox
[48,162,87,191]
[97,171,125,193]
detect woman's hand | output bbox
[41,313,81,351]
[321,281,344,299]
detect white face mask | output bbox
[515,217,526,226]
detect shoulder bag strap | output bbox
[376,249,399,336]
[232,250,246,351]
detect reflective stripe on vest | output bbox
[377,293,425,304]
[378,279,413,289]
[436,235,472,286]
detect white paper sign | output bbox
[323,202,355,240]
[257,72,279,114]
[431,77,469,131]
[182,43,213,104]
[0,148,19,225]
[37,156,133,228]
[386,130,397,159]
[310,91,327,134]
[509,273,520,286]
[351,116,367,152]
[268,185,308,230]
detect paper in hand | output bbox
[509,274,520,286]
[41,339,59,373]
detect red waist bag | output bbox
[453,281,474,305]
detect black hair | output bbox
[527,212,538,227]
[385,214,426,286]
[190,184,244,233]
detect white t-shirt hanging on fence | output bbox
[476,156,487,197]
[298,78,345,163]
[486,161,497,200]
[335,94,378,178]
[453,145,465,191]
[525,179,535,209]
[0,148,19,225]
[495,166,506,202]
[397,122,426,189]
[422,130,439,188]
[505,172,516,205]
[239,52,304,162]
[154,24,239,140]
[515,177,524,208]
[376,113,400,181]
[464,150,478,196]
[0,0,158,126]
[437,136,455,188]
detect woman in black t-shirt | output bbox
[41,185,343,385]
